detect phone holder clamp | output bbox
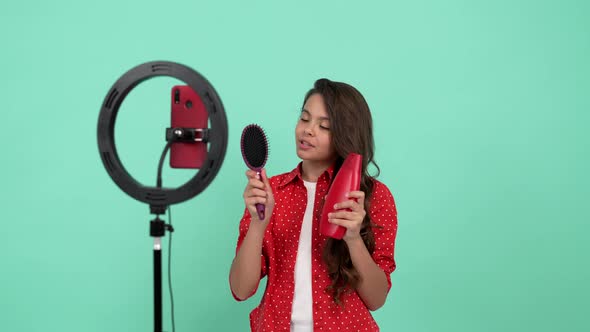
[165,127,210,143]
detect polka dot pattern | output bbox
[233,163,398,331]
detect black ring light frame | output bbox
[97,61,228,214]
[97,61,228,332]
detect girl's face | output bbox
[295,93,337,164]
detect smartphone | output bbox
[170,85,208,168]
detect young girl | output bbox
[230,78,398,331]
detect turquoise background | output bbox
[1,0,589,331]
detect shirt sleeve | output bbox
[231,207,268,301]
[368,181,398,292]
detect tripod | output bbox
[149,205,174,332]
[96,61,228,332]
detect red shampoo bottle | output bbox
[320,153,362,239]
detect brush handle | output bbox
[255,203,265,221]
[255,170,266,220]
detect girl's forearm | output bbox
[346,237,389,310]
[229,224,266,300]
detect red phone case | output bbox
[170,85,208,168]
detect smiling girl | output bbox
[230,78,398,331]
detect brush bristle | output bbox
[241,124,269,169]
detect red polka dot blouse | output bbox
[233,163,398,331]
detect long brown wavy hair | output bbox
[303,78,380,305]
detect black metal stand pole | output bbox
[150,211,172,332]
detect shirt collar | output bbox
[278,162,336,188]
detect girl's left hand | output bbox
[328,190,366,243]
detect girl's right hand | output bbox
[243,168,275,226]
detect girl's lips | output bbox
[298,140,314,150]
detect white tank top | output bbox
[290,180,316,332]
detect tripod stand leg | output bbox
[154,237,162,332]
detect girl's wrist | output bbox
[344,235,364,248]
[247,220,267,238]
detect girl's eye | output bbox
[320,125,330,130]
[300,118,309,122]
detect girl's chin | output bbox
[296,147,316,157]
[296,149,307,159]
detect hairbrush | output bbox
[240,124,269,220]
